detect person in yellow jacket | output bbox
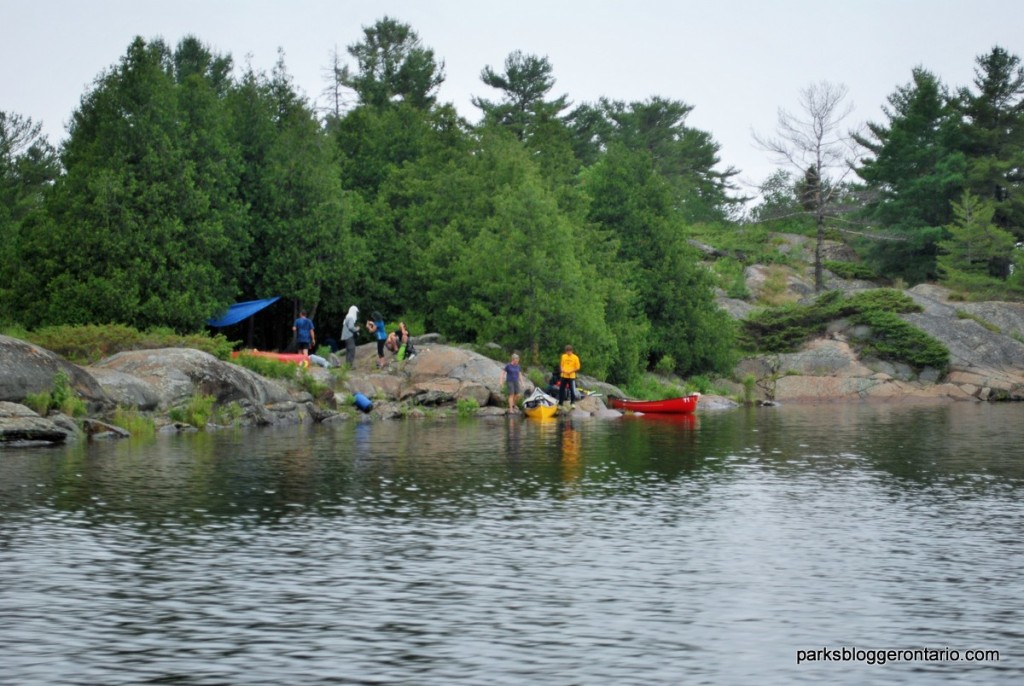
[558,344,581,407]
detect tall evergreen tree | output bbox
[343,16,445,110]
[853,68,965,282]
[421,134,618,375]
[473,51,569,142]
[596,97,742,222]
[955,46,1024,242]
[472,51,578,185]
[583,144,735,376]
[938,191,1017,289]
[228,55,361,326]
[0,111,60,323]
[30,37,245,330]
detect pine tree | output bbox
[938,191,1016,285]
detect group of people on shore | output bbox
[291,306,409,367]
[500,344,581,413]
[298,308,580,412]
[319,305,415,368]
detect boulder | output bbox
[89,348,292,410]
[0,335,112,413]
[87,367,162,411]
[744,264,815,302]
[0,401,75,445]
[346,345,536,409]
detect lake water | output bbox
[1,403,1022,685]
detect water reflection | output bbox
[1,404,1023,685]
[559,422,581,485]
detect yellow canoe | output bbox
[523,403,558,419]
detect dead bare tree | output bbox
[753,82,864,291]
[319,45,356,121]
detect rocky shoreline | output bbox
[2,280,1023,448]
[0,333,634,447]
[719,283,1024,404]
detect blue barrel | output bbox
[353,392,373,413]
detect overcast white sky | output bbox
[5,0,1024,195]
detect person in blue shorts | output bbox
[292,310,315,355]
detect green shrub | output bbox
[623,374,687,400]
[21,324,234,364]
[741,290,847,352]
[941,268,1024,303]
[111,406,156,438]
[846,288,921,313]
[23,370,86,417]
[526,368,547,388]
[742,373,757,404]
[854,310,950,371]
[23,391,52,416]
[456,397,480,417]
[296,369,330,401]
[213,401,245,426]
[654,354,676,376]
[742,288,948,372]
[825,260,877,281]
[955,309,1001,333]
[170,393,217,429]
[713,257,751,299]
[686,374,712,394]
[231,352,299,380]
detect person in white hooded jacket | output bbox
[340,305,360,367]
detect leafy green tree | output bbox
[595,97,742,222]
[412,133,626,377]
[564,101,614,167]
[228,54,363,327]
[583,144,735,376]
[330,101,441,194]
[31,37,246,331]
[748,170,813,230]
[364,107,474,311]
[343,16,445,110]
[327,101,469,323]
[0,111,60,323]
[172,35,233,94]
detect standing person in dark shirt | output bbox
[292,310,315,355]
[499,352,523,413]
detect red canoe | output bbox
[609,394,699,415]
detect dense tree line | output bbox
[751,47,1024,295]
[2,18,1023,383]
[845,47,1024,289]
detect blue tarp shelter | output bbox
[206,297,281,328]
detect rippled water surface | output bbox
[2,403,1023,685]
